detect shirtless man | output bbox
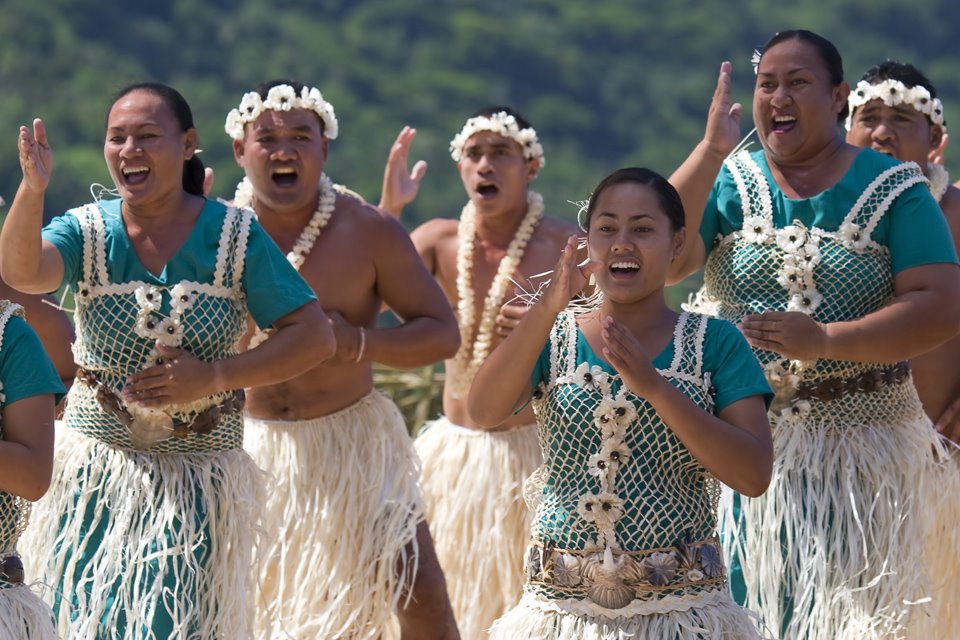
[844,61,960,443]
[380,108,580,639]
[225,80,460,639]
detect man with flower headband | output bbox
[225,79,461,639]
[380,107,580,639]
[845,61,960,636]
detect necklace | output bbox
[928,162,950,203]
[233,173,336,270]
[448,191,544,397]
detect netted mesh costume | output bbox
[0,301,59,639]
[701,149,960,639]
[19,199,308,639]
[490,310,762,639]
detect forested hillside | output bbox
[2,0,957,237]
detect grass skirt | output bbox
[245,390,423,639]
[489,590,762,639]
[925,444,960,638]
[0,583,57,639]
[20,423,264,639]
[721,381,959,639]
[415,417,542,640]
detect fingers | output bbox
[203,167,215,196]
[935,395,960,439]
[33,118,48,146]
[410,159,428,183]
[714,61,732,108]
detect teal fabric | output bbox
[701,148,959,275]
[42,198,316,330]
[0,316,65,406]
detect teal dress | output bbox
[701,148,959,639]
[490,310,771,639]
[0,302,64,639]
[24,198,315,639]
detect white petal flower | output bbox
[787,287,823,314]
[778,399,812,426]
[265,84,298,111]
[135,312,161,340]
[170,284,196,313]
[797,243,822,269]
[155,317,184,347]
[595,396,637,438]
[576,492,625,529]
[776,264,805,292]
[741,215,773,243]
[237,91,263,117]
[134,285,162,312]
[574,362,606,392]
[776,225,807,253]
[839,222,868,250]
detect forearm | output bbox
[645,380,772,496]
[214,304,335,392]
[468,301,556,428]
[667,140,724,282]
[0,440,52,501]
[0,182,47,290]
[365,316,460,369]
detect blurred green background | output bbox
[2,0,957,428]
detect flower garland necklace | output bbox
[448,191,544,397]
[928,163,949,203]
[233,173,336,270]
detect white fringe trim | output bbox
[245,390,423,640]
[923,447,960,639]
[722,398,957,640]
[0,584,57,639]
[20,424,264,639]
[489,592,762,639]
[415,417,542,640]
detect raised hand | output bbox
[541,235,602,315]
[704,61,743,158]
[601,316,662,396]
[495,302,529,337]
[379,126,428,217]
[121,342,216,407]
[740,311,827,360]
[18,118,53,193]
[929,132,949,166]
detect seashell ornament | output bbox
[642,551,679,586]
[583,547,636,610]
[552,553,582,587]
[699,543,723,578]
[126,404,174,450]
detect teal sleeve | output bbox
[40,212,84,290]
[0,317,66,406]
[698,177,726,256]
[885,183,960,274]
[241,218,318,329]
[702,318,772,412]
[528,337,551,391]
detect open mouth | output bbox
[121,166,150,185]
[476,182,499,198]
[272,167,298,187]
[609,260,640,278]
[772,115,797,134]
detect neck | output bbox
[472,192,531,247]
[598,293,674,333]
[255,192,321,231]
[773,134,848,172]
[123,191,198,231]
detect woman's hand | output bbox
[18,119,53,193]
[601,316,664,396]
[121,342,218,407]
[541,235,601,315]
[703,61,743,158]
[740,311,828,360]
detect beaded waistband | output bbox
[525,536,726,611]
[796,361,910,403]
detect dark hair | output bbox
[470,105,534,130]
[254,79,326,136]
[108,83,205,196]
[856,61,945,127]
[759,30,848,123]
[585,167,685,231]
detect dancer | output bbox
[669,30,960,639]
[844,61,960,441]
[468,167,773,639]
[226,79,460,639]
[381,108,580,639]
[3,83,332,638]
[0,300,63,639]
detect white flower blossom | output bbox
[574,362,607,392]
[778,399,812,426]
[170,284,196,314]
[775,225,807,253]
[135,312,160,340]
[839,222,868,250]
[776,264,805,292]
[741,215,773,243]
[134,285,162,312]
[155,317,184,347]
[576,492,625,529]
[787,287,823,314]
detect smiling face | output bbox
[754,38,849,164]
[104,89,197,208]
[457,130,538,214]
[233,107,328,215]
[587,181,685,305]
[846,99,941,169]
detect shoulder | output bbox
[532,214,580,247]
[411,216,459,245]
[940,185,960,243]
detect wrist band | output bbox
[355,327,366,363]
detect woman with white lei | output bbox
[670,31,960,639]
[3,83,332,638]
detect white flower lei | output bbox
[225,84,339,141]
[448,191,544,397]
[449,111,545,174]
[928,162,950,203]
[233,173,336,271]
[846,79,947,133]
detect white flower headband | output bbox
[449,111,545,173]
[845,78,946,133]
[224,84,339,141]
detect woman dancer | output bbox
[469,167,773,638]
[670,30,960,639]
[2,83,333,638]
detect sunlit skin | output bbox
[396,129,580,430]
[847,96,960,440]
[467,181,773,496]
[233,103,461,639]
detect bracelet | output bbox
[355,327,367,363]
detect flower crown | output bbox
[845,78,947,133]
[449,112,545,173]
[225,84,339,141]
